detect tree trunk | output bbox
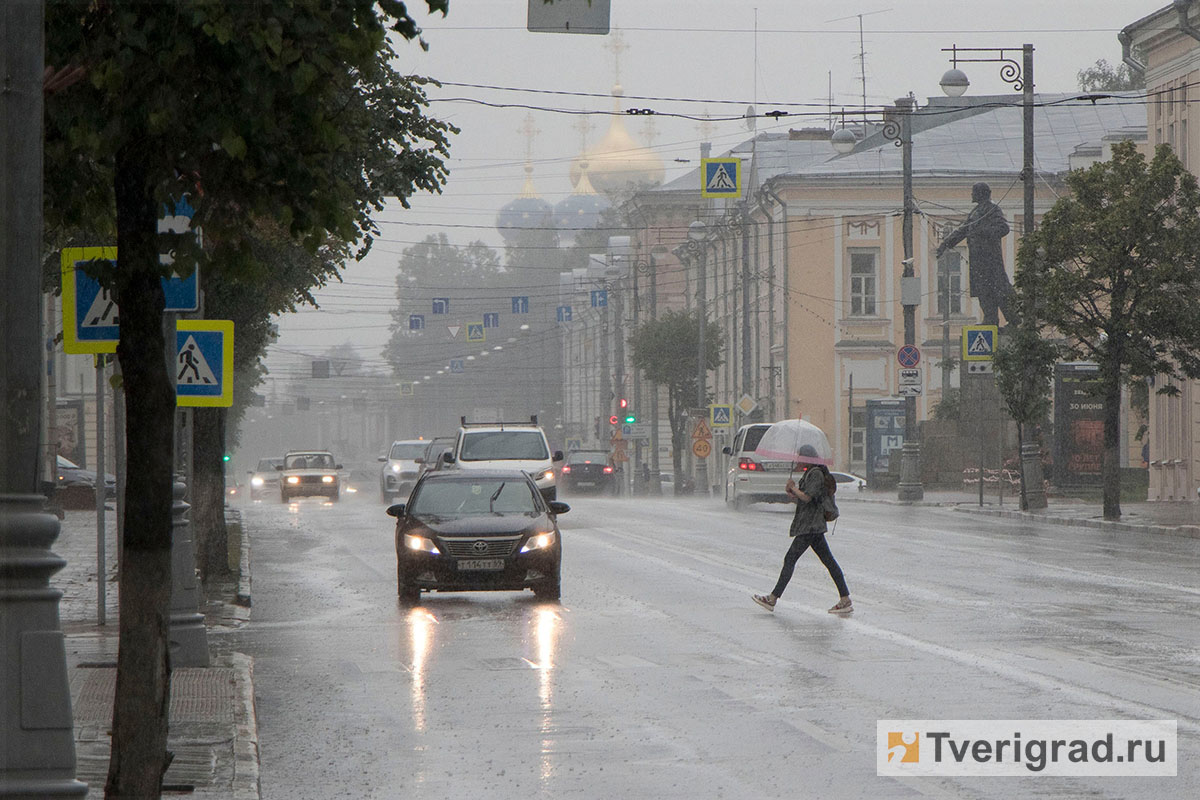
[193,407,230,583]
[1016,421,1028,511]
[105,148,174,799]
[1101,362,1123,521]
[668,385,685,494]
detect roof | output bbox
[657,93,1146,194]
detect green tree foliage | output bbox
[1018,141,1200,519]
[1077,58,1145,92]
[43,3,454,796]
[629,310,723,487]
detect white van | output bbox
[443,416,564,501]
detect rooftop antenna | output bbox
[826,9,892,125]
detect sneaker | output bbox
[828,599,853,614]
[752,593,776,612]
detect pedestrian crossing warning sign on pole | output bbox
[962,325,999,361]
[701,158,741,198]
[176,320,234,407]
[62,246,119,354]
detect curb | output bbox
[952,504,1200,539]
[227,652,261,800]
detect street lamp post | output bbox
[941,43,1046,510]
[832,97,923,500]
[674,220,709,496]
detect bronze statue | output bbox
[936,182,1015,326]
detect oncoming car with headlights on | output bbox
[387,469,569,604]
[278,450,342,502]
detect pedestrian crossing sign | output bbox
[709,404,733,427]
[466,323,486,342]
[701,158,741,198]
[962,325,999,361]
[62,247,119,354]
[176,320,234,407]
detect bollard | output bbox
[168,480,209,667]
[1021,441,1048,511]
[0,494,88,797]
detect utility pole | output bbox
[1,1,89,794]
[896,95,925,501]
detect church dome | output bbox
[583,84,665,195]
[554,162,610,244]
[496,163,553,243]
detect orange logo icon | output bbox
[887,731,919,763]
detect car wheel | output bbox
[280,489,288,502]
[733,492,749,512]
[533,576,561,601]
[329,490,339,503]
[397,566,420,604]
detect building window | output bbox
[849,250,878,317]
[936,250,963,315]
[851,408,866,466]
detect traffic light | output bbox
[623,412,637,424]
[222,452,231,462]
[618,397,628,409]
[608,415,619,425]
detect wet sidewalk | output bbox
[849,487,1200,539]
[54,507,259,799]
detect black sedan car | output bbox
[560,449,614,495]
[387,469,569,604]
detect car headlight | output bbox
[542,470,555,482]
[520,531,557,553]
[251,476,264,487]
[391,463,402,473]
[322,475,335,484]
[403,533,440,555]
[286,476,300,485]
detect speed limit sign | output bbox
[692,439,711,459]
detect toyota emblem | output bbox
[472,540,489,554]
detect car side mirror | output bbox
[442,454,456,465]
[377,456,387,462]
[552,450,564,462]
[335,464,343,470]
[386,503,407,518]
[547,500,570,515]
[413,457,424,465]
[275,465,284,471]
[721,446,732,455]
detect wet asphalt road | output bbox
[221,489,1199,799]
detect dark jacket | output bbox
[788,466,828,536]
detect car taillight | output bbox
[738,458,761,471]
[602,466,614,474]
[561,465,571,473]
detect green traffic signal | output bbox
[623,414,636,424]
[222,453,231,462]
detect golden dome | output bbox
[577,84,664,195]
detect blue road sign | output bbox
[483,312,500,328]
[432,297,450,314]
[512,296,529,314]
[409,314,425,331]
[710,404,733,427]
[556,305,573,322]
[449,359,465,374]
[466,323,485,342]
[963,325,998,361]
[590,289,608,308]
[176,320,234,407]
[701,158,741,198]
[159,196,200,311]
[62,247,118,354]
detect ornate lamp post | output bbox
[833,98,924,500]
[941,44,1046,510]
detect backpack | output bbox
[821,470,840,522]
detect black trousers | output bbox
[771,532,849,598]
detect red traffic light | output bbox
[618,397,628,409]
[609,415,619,425]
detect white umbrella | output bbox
[754,418,833,466]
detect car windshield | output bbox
[287,454,333,469]
[256,458,283,472]
[459,431,549,461]
[409,478,538,516]
[742,426,770,452]
[389,443,427,460]
[57,455,80,469]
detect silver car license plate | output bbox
[457,558,504,571]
